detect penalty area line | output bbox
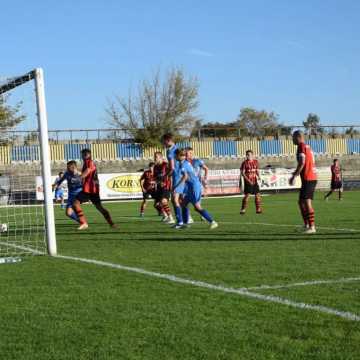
[244,276,360,291]
[56,254,360,322]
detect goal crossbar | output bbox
[0,71,35,95]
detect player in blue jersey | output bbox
[174,149,218,230]
[54,160,83,223]
[186,147,209,189]
[53,172,65,209]
[162,133,178,176]
[162,133,184,222]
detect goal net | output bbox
[0,69,56,259]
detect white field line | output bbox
[2,237,360,322]
[56,254,360,322]
[115,216,360,233]
[244,277,360,291]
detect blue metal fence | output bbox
[213,140,237,157]
[116,143,143,159]
[64,143,91,160]
[347,138,360,154]
[260,140,282,156]
[306,139,326,154]
[11,145,40,161]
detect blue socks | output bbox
[175,206,183,225]
[182,207,190,224]
[198,209,213,223]
[68,212,80,223]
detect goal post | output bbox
[0,68,57,257]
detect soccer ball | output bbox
[0,223,8,233]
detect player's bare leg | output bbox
[240,194,249,214]
[94,203,117,228]
[73,200,88,230]
[255,193,262,214]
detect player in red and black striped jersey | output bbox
[324,159,343,201]
[139,162,156,217]
[153,152,174,223]
[73,148,116,230]
[289,131,317,234]
[240,150,262,214]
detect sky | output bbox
[2,0,360,129]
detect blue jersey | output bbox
[173,160,185,193]
[166,144,178,163]
[180,160,201,189]
[191,158,205,180]
[57,171,82,195]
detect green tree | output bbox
[106,67,200,146]
[303,113,323,135]
[0,95,25,130]
[236,107,287,137]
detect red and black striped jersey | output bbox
[241,159,259,183]
[154,161,171,190]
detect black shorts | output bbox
[244,182,260,195]
[331,181,343,190]
[76,191,101,205]
[299,180,317,200]
[143,190,156,200]
[154,188,171,201]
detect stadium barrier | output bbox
[1,137,360,163]
[36,167,332,201]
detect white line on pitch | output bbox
[221,221,360,233]
[244,276,360,291]
[115,217,360,233]
[55,254,360,322]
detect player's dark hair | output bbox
[154,151,163,157]
[177,149,186,157]
[246,150,253,155]
[67,160,77,166]
[58,172,64,176]
[185,147,193,151]
[81,148,91,155]
[162,133,173,142]
[333,159,338,163]
[293,130,303,138]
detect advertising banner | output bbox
[36,167,332,201]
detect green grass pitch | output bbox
[0,192,359,359]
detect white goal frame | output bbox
[0,68,57,256]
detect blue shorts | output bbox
[66,191,81,209]
[55,189,64,200]
[184,185,202,205]
[173,183,186,195]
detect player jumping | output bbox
[174,149,218,229]
[240,150,262,214]
[289,130,317,234]
[324,159,343,201]
[139,162,156,217]
[54,161,82,223]
[53,172,65,209]
[72,148,116,230]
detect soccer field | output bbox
[1,192,360,360]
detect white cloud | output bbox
[188,48,214,57]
